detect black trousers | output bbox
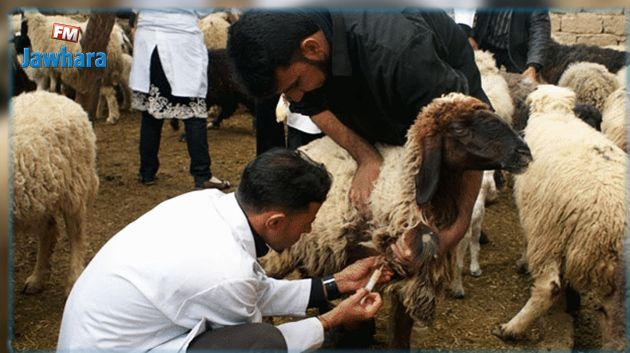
[187,323,287,351]
[254,96,286,155]
[138,49,212,186]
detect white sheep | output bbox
[449,169,497,299]
[12,91,99,294]
[22,11,129,124]
[199,12,230,49]
[557,61,619,112]
[261,93,532,347]
[474,50,515,125]
[601,87,627,151]
[493,85,627,350]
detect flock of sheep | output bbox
[9,9,630,350]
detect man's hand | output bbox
[334,256,393,294]
[349,158,382,218]
[468,36,479,50]
[318,288,383,331]
[522,65,538,83]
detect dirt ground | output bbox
[11,109,602,350]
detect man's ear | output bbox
[299,31,326,61]
[265,212,287,231]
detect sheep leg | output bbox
[469,216,482,277]
[600,264,625,350]
[493,264,561,340]
[102,86,120,124]
[516,247,529,274]
[450,233,468,299]
[96,90,107,120]
[23,217,59,294]
[63,210,86,295]
[210,100,238,128]
[388,291,413,349]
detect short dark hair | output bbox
[227,10,320,99]
[236,148,332,214]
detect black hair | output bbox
[236,148,332,214]
[227,10,320,99]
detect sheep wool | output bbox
[499,85,627,349]
[601,87,627,151]
[558,62,619,112]
[474,50,514,125]
[12,91,99,294]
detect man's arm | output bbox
[523,10,551,81]
[311,110,383,216]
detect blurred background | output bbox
[1,1,627,353]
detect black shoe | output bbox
[194,177,231,190]
[138,174,156,186]
[479,230,490,245]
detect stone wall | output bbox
[550,9,626,46]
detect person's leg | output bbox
[183,117,212,188]
[187,323,287,351]
[139,110,163,184]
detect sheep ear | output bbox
[415,135,442,206]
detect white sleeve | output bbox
[453,9,476,27]
[257,277,312,317]
[277,317,324,352]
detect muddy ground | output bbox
[11,109,602,350]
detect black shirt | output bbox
[291,9,489,146]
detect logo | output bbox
[22,46,107,68]
[51,23,81,43]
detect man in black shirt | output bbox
[228,9,488,252]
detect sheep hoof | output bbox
[23,277,45,294]
[515,260,529,275]
[491,324,521,341]
[451,290,465,299]
[470,269,483,277]
[106,118,118,125]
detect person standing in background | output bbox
[129,9,230,190]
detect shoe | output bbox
[138,174,156,186]
[195,176,231,190]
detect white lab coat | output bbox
[57,190,324,353]
[129,9,209,98]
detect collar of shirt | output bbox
[310,10,352,77]
[213,192,269,258]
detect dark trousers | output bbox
[287,127,324,150]
[187,323,287,351]
[139,111,211,185]
[254,96,286,155]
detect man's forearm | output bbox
[438,170,482,253]
[310,110,382,164]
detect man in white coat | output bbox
[57,148,391,352]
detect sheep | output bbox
[499,70,537,132]
[172,49,255,138]
[449,169,497,299]
[540,39,629,85]
[557,62,619,112]
[601,87,627,151]
[474,50,514,125]
[260,93,532,348]
[21,11,129,123]
[493,85,627,350]
[11,91,99,295]
[199,12,230,50]
[616,66,627,88]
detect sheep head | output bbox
[409,93,532,209]
[526,84,576,115]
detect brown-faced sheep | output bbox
[493,85,627,350]
[12,91,99,294]
[261,93,532,348]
